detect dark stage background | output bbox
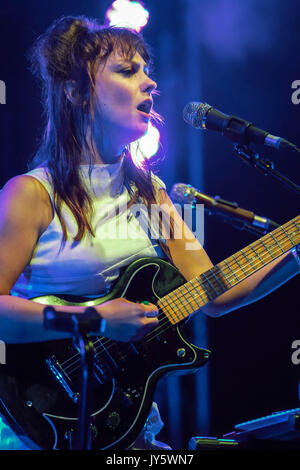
[0,0,299,450]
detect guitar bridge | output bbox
[46,345,114,403]
[46,355,80,403]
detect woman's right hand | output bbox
[96,298,159,342]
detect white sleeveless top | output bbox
[11,161,167,299]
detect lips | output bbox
[137,99,153,115]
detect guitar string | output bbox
[60,226,299,376]
[67,225,294,380]
[64,240,297,380]
[61,224,299,373]
[61,225,298,374]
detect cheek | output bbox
[94,79,136,124]
[111,86,133,110]
[102,79,134,106]
[98,91,130,118]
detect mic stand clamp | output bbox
[233,144,300,196]
[43,306,104,450]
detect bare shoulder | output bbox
[0,174,53,233]
[2,174,48,201]
[0,175,53,294]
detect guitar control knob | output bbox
[177,348,186,358]
[106,412,121,429]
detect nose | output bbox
[142,75,157,95]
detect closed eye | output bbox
[120,68,135,76]
[118,63,150,78]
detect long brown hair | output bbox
[28,15,164,242]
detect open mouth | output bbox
[137,100,152,116]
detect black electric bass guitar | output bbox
[0,215,299,450]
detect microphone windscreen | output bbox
[170,183,196,204]
[183,102,211,128]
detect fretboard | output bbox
[158,215,300,325]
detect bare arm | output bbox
[201,250,299,317]
[0,176,158,343]
[158,189,300,318]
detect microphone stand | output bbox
[233,144,300,196]
[43,306,103,450]
[204,214,273,237]
[75,327,94,450]
[233,144,300,428]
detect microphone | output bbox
[183,102,300,153]
[170,183,279,234]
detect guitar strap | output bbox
[154,201,174,264]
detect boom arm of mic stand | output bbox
[204,208,271,236]
[233,144,300,196]
[194,193,279,235]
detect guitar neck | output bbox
[159,215,300,325]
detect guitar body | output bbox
[0,257,211,450]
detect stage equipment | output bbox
[189,408,300,450]
[171,183,279,236]
[0,208,298,449]
[183,102,300,154]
